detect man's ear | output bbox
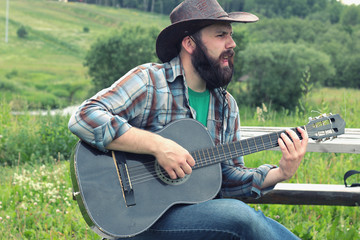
[181,36,196,55]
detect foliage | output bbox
[297,67,313,115]
[246,18,330,44]
[2,0,360,111]
[0,100,78,166]
[341,5,360,26]
[83,26,90,33]
[240,42,334,110]
[91,0,349,22]
[0,0,168,110]
[84,25,160,91]
[333,54,360,89]
[16,25,28,38]
[0,162,98,239]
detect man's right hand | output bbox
[153,137,195,179]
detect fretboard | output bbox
[191,127,303,169]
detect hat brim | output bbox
[156,12,259,63]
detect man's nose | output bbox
[226,36,236,49]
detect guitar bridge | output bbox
[112,151,136,207]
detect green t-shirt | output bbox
[188,88,210,127]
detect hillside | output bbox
[0,0,168,109]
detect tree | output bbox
[84,25,160,91]
[246,18,328,44]
[17,26,28,38]
[341,5,360,26]
[240,42,335,110]
[334,54,360,89]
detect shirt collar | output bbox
[167,56,184,83]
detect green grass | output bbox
[1,90,360,239]
[1,148,359,239]
[0,0,168,109]
[0,161,99,239]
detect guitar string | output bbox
[127,136,279,177]
[131,128,315,185]
[128,129,305,184]
[128,139,283,185]
[125,123,335,185]
[127,131,286,175]
[128,124,318,180]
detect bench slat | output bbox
[234,183,360,206]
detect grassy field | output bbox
[0,134,359,239]
[1,89,359,239]
[1,0,359,239]
[0,0,168,109]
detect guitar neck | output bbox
[191,126,304,169]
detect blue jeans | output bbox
[117,199,299,240]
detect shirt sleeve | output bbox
[68,67,149,152]
[220,97,278,199]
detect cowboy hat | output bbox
[156,0,259,63]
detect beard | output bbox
[191,42,235,90]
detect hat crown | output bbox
[170,0,228,24]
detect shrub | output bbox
[17,26,28,38]
[84,25,160,91]
[240,42,335,110]
[0,100,78,166]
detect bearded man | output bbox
[69,0,308,239]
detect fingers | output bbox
[171,159,193,179]
[277,128,308,180]
[163,154,195,180]
[297,127,309,149]
[278,128,308,161]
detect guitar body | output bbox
[70,119,222,239]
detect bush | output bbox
[17,26,28,38]
[0,100,78,166]
[84,25,160,91]
[240,42,335,110]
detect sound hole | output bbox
[154,161,190,185]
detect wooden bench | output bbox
[234,127,360,206]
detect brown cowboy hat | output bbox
[156,0,259,63]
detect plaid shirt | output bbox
[68,56,276,198]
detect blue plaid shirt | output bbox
[68,56,276,198]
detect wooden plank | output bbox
[234,183,360,206]
[240,127,360,154]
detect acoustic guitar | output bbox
[70,113,345,239]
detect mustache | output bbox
[219,49,235,59]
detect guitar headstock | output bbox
[305,113,345,142]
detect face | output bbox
[191,23,236,90]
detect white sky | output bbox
[340,0,360,5]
